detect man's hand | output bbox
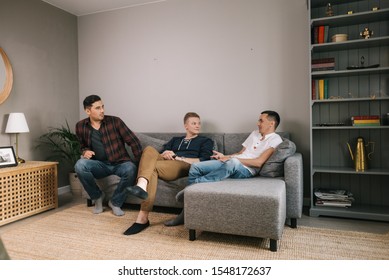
[211,150,224,160]
[211,150,230,161]
[161,150,176,160]
[83,150,95,160]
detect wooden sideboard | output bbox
[0,161,58,226]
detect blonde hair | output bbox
[184,112,200,123]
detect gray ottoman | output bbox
[184,178,286,252]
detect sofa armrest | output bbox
[283,152,303,220]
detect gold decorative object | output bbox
[347,11,353,14]
[372,7,379,11]
[360,27,373,39]
[347,137,375,171]
[326,3,334,16]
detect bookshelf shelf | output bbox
[310,204,389,221]
[311,36,389,52]
[311,96,389,104]
[311,8,389,27]
[309,0,389,222]
[313,166,389,175]
[312,126,389,130]
[311,67,389,78]
[311,0,364,9]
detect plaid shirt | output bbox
[75,115,142,164]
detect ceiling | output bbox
[41,0,166,16]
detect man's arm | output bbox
[212,147,246,161]
[175,137,214,164]
[75,121,92,156]
[238,147,275,168]
[117,118,142,162]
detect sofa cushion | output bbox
[259,138,296,177]
[136,133,167,152]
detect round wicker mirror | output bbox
[0,47,13,105]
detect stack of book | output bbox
[314,188,354,207]
[312,57,335,72]
[312,79,329,100]
[311,25,330,44]
[351,115,380,126]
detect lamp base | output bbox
[17,157,26,164]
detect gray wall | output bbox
[1,0,311,195]
[78,0,311,193]
[0,0,79,187]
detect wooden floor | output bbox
[1,191,389,235]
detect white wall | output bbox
[78,0,311,190]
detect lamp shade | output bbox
[5,113,30,133]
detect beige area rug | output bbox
[2,204,389,260]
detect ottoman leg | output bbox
[189,229,196,241]
[87,199,93,207]
[290,218,297,228]
[270,239,278,252]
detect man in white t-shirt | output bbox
[165,111,283,227]
[188,110,283,185]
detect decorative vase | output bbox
[69,172,83,196]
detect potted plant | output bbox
[36,120,83,195]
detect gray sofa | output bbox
[82,132,303,250]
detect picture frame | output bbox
[0,146,18,168]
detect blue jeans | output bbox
[74,159,137,207]
[188,158,253,185]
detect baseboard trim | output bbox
[58,185,71,195]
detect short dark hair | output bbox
[261,110,280,129]
[83,95,101,109]
[184,112,200,123]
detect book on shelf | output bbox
[353,119,380,124]
[319,79,324,100]
[311,26,317,44]
[353,123,380,126]
[311,62,335,69]
[312,25,329,44]
[312,80,316,100]
[351,115,380,120]
[351,115,381,126]
[315,200,352,207]
[324,79,328,99]
[314,188,354,208]
[318,26,325,44]
[312,57,335,71]
[314,189,352,199]
[312,79,329,100]
[323,25,329,44]
[312,57,335,64]
[312,67,335,72]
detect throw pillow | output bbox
[135,133,167,152]
[259,138,296,177]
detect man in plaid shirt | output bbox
[75,95,143,216]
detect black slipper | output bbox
[126,185,148,200]
[123,221,150,235]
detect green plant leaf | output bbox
[35,120,81,169]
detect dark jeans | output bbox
[74,159,137,207]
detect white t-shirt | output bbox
[235,130,283,175]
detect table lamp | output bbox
[5,112,30,164]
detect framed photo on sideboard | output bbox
[0,146,18,168]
